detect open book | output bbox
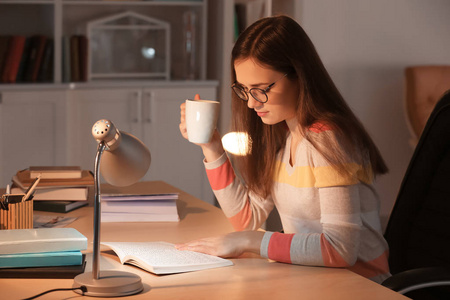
[101,242,233,275]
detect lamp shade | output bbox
[92,119,151,186]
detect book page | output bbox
[101,241,233,275]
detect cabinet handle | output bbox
[143,92,153,123]
[132,91,142,123]
[0,93,2,104]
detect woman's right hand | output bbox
[179,94,225,162]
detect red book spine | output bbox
[5,36,26,83]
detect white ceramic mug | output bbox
[185,99,220,144]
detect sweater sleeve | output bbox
[204,152,274,231]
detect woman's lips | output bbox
[256,111,268,117]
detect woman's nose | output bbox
[247,96,263,110]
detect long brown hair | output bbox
[230,15,388,199]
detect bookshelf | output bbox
[0,0,208,84]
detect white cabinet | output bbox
[0,89,67,186]
[66,83,217,204]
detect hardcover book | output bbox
[0,228,87,255]
[13,169,94,188]
[0,250,83,268]
[33,200,88,213]
[11,186,88,201]
[29,166,82,179]
[1,35,26,83]
[0,254,86,279]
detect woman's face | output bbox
[234,58,299,125]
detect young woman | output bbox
[178,15,390,284]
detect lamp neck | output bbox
[93,141,107,279]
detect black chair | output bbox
[382,90,450,299]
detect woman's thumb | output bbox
[194,94,201,100]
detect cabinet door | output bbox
[142,87,216,204]
[0,90,67,187]
[66,88,143,171]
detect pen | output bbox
[22,175,41,202]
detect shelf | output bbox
[0,79,218,91]
[63,1,204,6]
[0,0,207,84]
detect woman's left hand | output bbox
[175,231,264,258]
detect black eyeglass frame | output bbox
[231,73,288,104]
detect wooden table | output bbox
[0,181,409,299]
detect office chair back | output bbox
[385,90,450,275]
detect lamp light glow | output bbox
[73,119,150,297]
[221,132,251,156]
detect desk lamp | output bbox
[73,119,151,297]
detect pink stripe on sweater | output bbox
[348,251,390,279]
[320,234,350,267]
[205,159,235,191]
[267,232,294,263]
[229,200,252,231]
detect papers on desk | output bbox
[100,181,180,222]
[102,241,233,275]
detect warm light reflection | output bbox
[222,132,251,156]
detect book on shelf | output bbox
[1,35,26,83]
[24,35,48,82]
[0,254,86,279]
[13,168,94,189]
[37,38,54,83]
[15,36,33,83]
[0,228,87,255]
[62,35,71,82]
[0,36,10,78]
[29,166,83,179]
[70,35,80,82]
[33,200,88,213]
[0,250,83,269]
[78,35,88,82]
[101,241,233,275]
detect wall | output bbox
[299,0,450,227]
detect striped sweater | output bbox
[204,128,390,284]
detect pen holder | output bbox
[0,194,33,230]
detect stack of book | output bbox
[11,166,94,213]
[101,181,180,222]
[0,228,87,278]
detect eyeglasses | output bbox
[231,73,288,104]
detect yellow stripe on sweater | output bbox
[275,162,373,188]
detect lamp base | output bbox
[73,270,144,297]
